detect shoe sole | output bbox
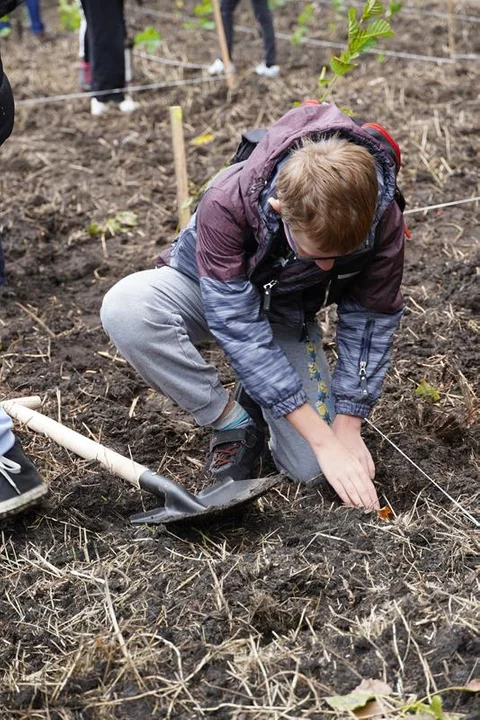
[0,484,49,519]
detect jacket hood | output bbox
[238,102,397,239]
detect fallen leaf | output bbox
[354,698,387,718]
[191,133,215,146]
[463,679,480,691]
[378,506,393,520]
[326,679,393,714]
[325,691,374,712]
[355,679,393,695]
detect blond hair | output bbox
[276,137,378,254]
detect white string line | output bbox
[133,50,208,71]
[313,0,480,24]
[137,7,480,65]
[404,196,480,215]
[14,76,223,107]
[365,420,479,528]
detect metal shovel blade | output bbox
[129,470,281,525]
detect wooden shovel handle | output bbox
[2,400,147,487]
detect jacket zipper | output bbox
[358,319,375,398]
[262,279,278,311]
[247,177,267,196]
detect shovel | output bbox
[1,397,280,525]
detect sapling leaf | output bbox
[58,0,81,32]
[330,55,356,75]
[114,211,138,228]
[430,694,444,719]
[415,380,441,402]
[87,222,102,237]
[362,0,384,21]
[348,8,360,44]
[134,26,162,53]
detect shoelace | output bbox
[0,455,22,494]
[211,443,242,470]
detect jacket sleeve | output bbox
[0,55,15,147]
[332,202,405,417]
[196,187,308,418]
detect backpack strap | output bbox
[361,122,402,172]
[229,128,268,165]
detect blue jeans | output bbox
[26,0,45,35]
[0,1,45,35]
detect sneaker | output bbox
[118,95,139,113]
[91,96,139,116]
[207,58,236,76]
[202,422,266,483]
[255,62,280,78]
[90,97,110,116]
[0,439,48,519]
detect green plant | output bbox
[87,211,138,239]
[58,0,81,32]
[318,0,395,102]
[291,2,315,46]
[134,26,162,53]
[415,380,441,402]
[191,0,215,30]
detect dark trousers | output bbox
[0,63,14,286]
[79,0,125,102]
[221,0,276,67]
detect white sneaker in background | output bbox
[119,95,139,113]
[207,58,236,76]
[90,97,110,116]
[208,58,225,75]
[255,62,280,78]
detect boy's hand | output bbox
[314,438,379,510]
[332,414,375,480]
[286,404,379,510]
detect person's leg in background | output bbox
[251,0,279,77]
[208,0,241,75]
[24,0,45,37]
[77,0,91,90]
[80,0,137,114]
[0,15,11,37]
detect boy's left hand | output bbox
[332,414,375,480]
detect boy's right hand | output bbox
[313,437,380,510]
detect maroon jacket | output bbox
[159,103,405,419]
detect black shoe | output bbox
[202,422,266,483]
[0,439,48,518]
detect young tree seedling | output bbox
[318,0,395,102]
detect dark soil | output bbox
[0,1,479,718]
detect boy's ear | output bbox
[268,197,281,213]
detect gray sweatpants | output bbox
[101,267,335,483]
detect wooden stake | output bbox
[169,105,191,230]
[447,0,456,58]
[211,0,235,89]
